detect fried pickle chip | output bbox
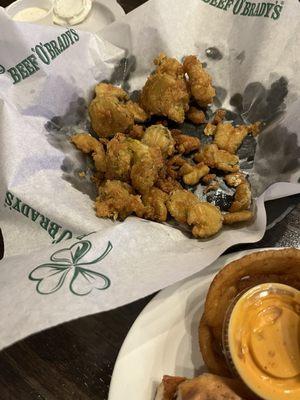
[186,106,206,124]
[143,187,169,222]
[199,248,300,376]
[180,162,210,186]
[229,182,251,212]
[183,55,216,106]
[223,210,254,225]
[156,177,183,194]
[95,180,145,220]
[167,189,199,224]
[71,133,106,173]
[140,53,189,123]
[142,124,175,157]
[198,144,240,173]
[187,202,223,238]
[125,100,149,123]
[224,172,246,188]
[171,129,201,154]
[213,123,249,154]
[89,95,134,138]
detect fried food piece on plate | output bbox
[95,180,145,220]
[187,202,223,238]
[125,100,149,123]
[142,187,169,222]
[202,174,220,193]
[224,172,246,187]
[202,173,216,185]
[171,129,201,154]
[155,373,252,400]
[156,177,182,194]
[213,123,249,154]
[166,155,187,179]
[179,162,210,186]
[183,55,216,107]
[89,95,134,138]
[229,182,251,212]
[178,374,247,400]
[155,375,186,400]
[204,122,217,136]
[140,53,189,123]
[212,109,226,125]
[128,124,145,140]
[167,190,199,224]
[128,138,164,194]
[204,181,220,194]
[71,133,106,173]
[186,106,206,124]
[196,144,240,172]
[142,124,175,157]
[105,133,133,181]
[90,82,148,137]
[94,82,128,100]
[223,210,254,224]
[199,248,300,376]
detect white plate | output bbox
[59,0,125,33]
[108,247,277,400]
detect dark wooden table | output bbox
[0,0,300,399]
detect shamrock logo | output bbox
[29,240,112,296]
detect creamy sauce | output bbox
[53,0,92,26]
[13,7,48,22]
[228,283,300,400]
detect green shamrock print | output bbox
[29,240,112,296]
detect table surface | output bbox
[0,0,300,399]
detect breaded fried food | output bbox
[71,133,106,173]
[213,123,249,154]
[89,95,134,138]
[212,109,226,125]
[105,133,133,181]
[203,122,217,136]
[196,144,240,172]
[128,124,145,140]
[166,155,187,179]
[204,181,220,194]
[187,106,206,124]
[167,190,199,224]
[183,55,216,107]
[202,173,216,185]
[94,82,128,100]
[95,180,145,220]
[179,162,210,186]
[155,373,253,400]
[171,129,201,154]
[224,172,246,187]
[229,182,251,212]
[125,100,149,123]
[128,138,164,194]
[187,202,223,238]
[142,124,175,157]
[90,83,148,138]
[199,248,300,376]
[140,53,189,123]
[155,375,187,400]
[156,177,183,194]
[178,374,246,400]
[223,210,254,224]
[143,187,169,222]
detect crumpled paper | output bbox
[0,0,300,350]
